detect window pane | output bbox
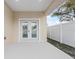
[22,23,28,38]
[31,22,37,38]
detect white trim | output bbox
[19,18,39,21]
[18,19,21,42]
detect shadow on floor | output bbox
[47,38,75,59]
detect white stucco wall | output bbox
[5,4,47,44]
[47,21,75,47]
[4,3,15,44]
[14,12,47,43]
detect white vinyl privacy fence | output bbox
[47,21,75,47]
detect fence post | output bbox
[60,23,62,43]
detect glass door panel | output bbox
[22,22,29,39]
[31,22,38,38]
[20,20,38,41]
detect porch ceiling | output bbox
[5,0,65,13]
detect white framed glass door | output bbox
[31,21,38,39]
[20,20,38,42]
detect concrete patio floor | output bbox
[5,42,73,59]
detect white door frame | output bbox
[18,18,39,42]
